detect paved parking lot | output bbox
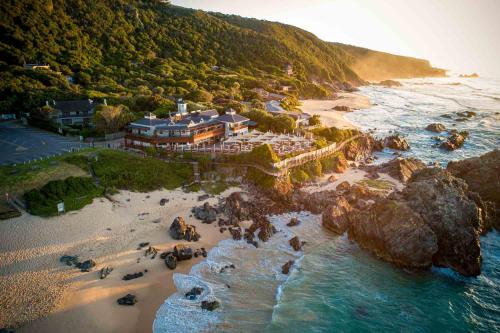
[0,121,88,165]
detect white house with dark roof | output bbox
[48,99,101,126]
[217,109,249,137]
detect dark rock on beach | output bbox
[333,105,351,112]
[169,217,200,241]
[165,254,177,270]
[193,202,217,224]
[229,227,242,240]
[117,294,137,306]
[77,259,96,272]
[174,244,193,261]
[100,267,113,279]
[123,272,144,280]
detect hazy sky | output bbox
[172,0,500,77]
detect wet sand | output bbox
[0,187,240,333]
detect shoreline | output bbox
[0,187,240,332]
[299,92,371,129]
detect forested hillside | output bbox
[0,0,444,116]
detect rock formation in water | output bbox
[401,168,485,276]
[447,150,499,230]
[369,157,426,182]
[348,198,438,269]
[342,135,383,161]
[383,135,410,151]
[426,123,446,133]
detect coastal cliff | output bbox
[334,43,446,81]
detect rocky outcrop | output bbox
[342,135,383,161]
[322,197,353,234]
[383,135,410,151]
[229,227,242,240]
[287,218,300,227]
[193,202,217,224]
[447,150,499,229]
[222,192,250,225]
[426,123,446,133]
[373,157,426,182]
[402,168,484,276]
[282,260,295,274]
[169,217,200,241]
[336,181,351,191]
[165,254,177,270]
[440,133,467,151]
[376,80,402,87]
[289,236,305,251]
[201,300,220,311]
[348,198,438,269]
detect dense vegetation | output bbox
[68,150,193,191]
[24,176,103,216]
[0,0,444,121]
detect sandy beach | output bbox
[0,187,241,333]
[300,92,372,129]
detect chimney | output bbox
[103,98,107,106]
[52,100,56,106]
[46,100,49,106]
[88,98,93,104]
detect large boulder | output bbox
[173,245,193,261]
[348,198,438,269]
[322,197,353,234]
[375,157,426,182]
[383,135,410,151]
[257,221,276,242]
[402,168,484,276]
[169,217,200,242]
[342,135,383,161]
[447,150,499,228]
[223,192,250,225]
[289,236,304,251]
[440,132,468,151]
[193,202,218,224]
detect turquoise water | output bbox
[268,231,500,333]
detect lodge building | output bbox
[124,104,250,150]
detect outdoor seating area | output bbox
[220,130,314,156]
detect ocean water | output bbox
[345,76,500,165]
[154,77,500,333]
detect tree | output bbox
[187,89,213,103]
[309,115,321,126]
[93,105,134,134]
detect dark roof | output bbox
[196,109,219,118]
[54,100,98,113]
[217,113,249,123]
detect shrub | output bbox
[312,126,360,142]
[24,177,103,216]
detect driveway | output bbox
[0,121,88,165]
